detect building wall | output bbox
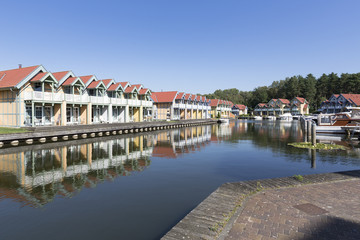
[0,90,20,127]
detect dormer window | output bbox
[64,86,72,94]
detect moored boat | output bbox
[278,113,293,121]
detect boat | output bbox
[265,115,276,121]
[278,113,293,121]
[316,107,360,134]
[217,118,230,124]
[254,116,262,120]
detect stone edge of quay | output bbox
[161,169,360,240]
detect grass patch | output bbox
[288,142,347,150]
[293,174,304,182]
[0,127,29,135]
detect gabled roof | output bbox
[0,65,46,89]
[210,99,220,107]
[107,82,124,92]
[30,72,47,82]
[139,88,151,95]
[235,104,247,110]
[256,103,267,108]
[278,99,290,104]
[176,92,185,100]
[100,79,115,88]
[184,93,192,100]
[151,91,178,103]
[87,80,106,89]
[62,77,85,87]
[79,75,98,87]
[293,97,306,104]
[119,82,130,89]
[132,84,143,90]
[124,85,139,93]
[341,94,360,106]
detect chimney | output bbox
[19,64,22,69]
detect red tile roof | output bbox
[139,88,150,95]
[235,104,246,110]
[119,82,129,88]
[341,94,360,106]
[294,97,306,104]
[100,79,113,87]
[151,91,178,103]
[107,82,123,91]
[278,98,290,104]
[184,93,191,100]
[87,80,104,89]
[0,65,39,88]
[124,85,137,93]
[132,84,143,90]
[176,92,185,100]
[210,99,219,107]
[52,71,70,81]
[30,72,47,82]
[62,77,78,86]
[79,75,94,85]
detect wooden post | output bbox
[304,120,308,142]
[312,123,316,146]
[307,120,311,141]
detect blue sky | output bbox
[1,0,359,94]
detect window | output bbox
[66,107,72,122]
[44,106,52,123]
[34,83,42,92]
[35,106,42,123]
[73,107,79,122]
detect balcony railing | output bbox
[65,94,89,103]
[110,98,128,105]
[128,99,141,107]
[90,95,110,105]
[24,91,64,102]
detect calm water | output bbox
[1,120,360,240]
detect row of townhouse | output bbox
[209,99,233,118]
[151,91,212,120]
[319,94,360,113]
[254,97,309,116]
[0,65,153,127]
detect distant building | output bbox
[254,97,309,116]
[231,104,248,115]
[151,91,211,120]
[209,99,232,118]
[319,94,360,113]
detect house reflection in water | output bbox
[0,125,215,207]
[152,126,212,158]
[0,135,154,207]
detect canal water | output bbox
[0,120,359,240]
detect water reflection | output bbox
[1,122,360,209]
[0,126,212,207]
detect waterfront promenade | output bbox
[162,170,360,240]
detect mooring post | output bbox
[307,120,311,141]
[304,120,308,142]
[311,149,316,169]
[312,123,316,146]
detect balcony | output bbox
[24,91,63,102]
[90,95,110,105]
[186,104,192,109]
[141,100,153,107]
[128,99,141,107]
[65,94,89,103]
[110,98,128,105]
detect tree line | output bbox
[204,72,360,112]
